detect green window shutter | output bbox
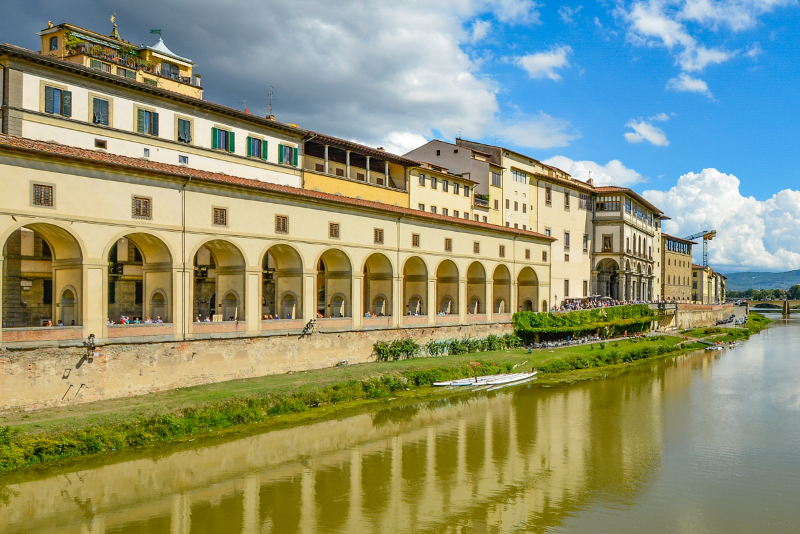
[92,98,101,123]
[102,100,109,125]
[292,146,298,167]
[126,69,137,79]
[137,108,145,133]
[62,90,72,117]
[228,131,235,153]
[278,144,285,164]
[44,86,54,114]
[262,140,268,160]
[185,121,192,143]
[211,127,219,149]
[151,112,159,136]
[90,59,102,70]
[246,136,252,157]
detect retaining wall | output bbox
[674,303,735,330]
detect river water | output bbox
[2,319,800,533]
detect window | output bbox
[499,245,506,258]
[336,168,344,176]
[464,186,469,197]
[542,251,548,261]
[693,272,697,278]
[595,195,621,211]
[161,62,180,80]
[583,280,588,297]
[418,173,425,185]
[491,172,501,187]
[514,201,519,211]
[583,234,589,251]
[135,281,143,305]
[564,280,569,297]
[418,203,425,211]
[213,207,227,226]
[136,108,159,136]
[474,242,480,254]
[92,97,110,125]
[693,282,698,289]
[247,137,267,159]
[117,67,136,79]
[454,149,458,153]
[32,184,54,207]
[464,213,470,220]
[143,148,150,158]
[564,232,570,249]
[94,139,107,149]
[144,78,158,87]
[453,183,460,195]
[506,199,510,209]
[483,216,487,222]
[374,228,384,244]
[545,187,552,204]
[431,206,437,214]
[357,173,365,181]
[211,127,234,152]
[525,249,531,260]
[442,208,448,216]
[544,228,551,237]
[474,214,479,221]
[179,155,188,165]
[514,223,519,229]
[278,144,298,166]
[132,196,152,219]
[49,36,58,51]
[436,149,441,156]
[44,85,71,117]
[512,170,527,183]
[412,233,420,248]
[564,191,570,209]
[603,235,613,252]
[444,238,453,252]
[494,200,499,210]
[453,210,459,218]
[90,59,111,73]
[442,180,449,192]
[564,254,570,262]
[177,118,192,143]
[275,215,289,234]
[579,193,590,210]
[431,177,437,189]
[626,237,630,252]
[329,222,340,239]
[522,203,527,213]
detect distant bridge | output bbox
[745,300,800,314]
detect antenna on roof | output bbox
[268,86,274,116]
[458,127,462,139]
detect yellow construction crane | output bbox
[683,230,717,267]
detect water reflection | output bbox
[1,334,790,534]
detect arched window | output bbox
[49,36,58,51]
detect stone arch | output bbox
[149,289,168,321]
[596,258,620,300]
[466,262,486,314]
[193,239,246,321]
[403,256,428,315]
[493,264,512,314]
[436,260,459,315]
[262,244,303,319]
[517,266,539,312]
[2,223,83,327]
[58,285,78,326]
[317,249,352,317]
[363,253,393,316]
[221,290,241,320]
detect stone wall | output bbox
[0,322,513,413]
[674,303,734,330]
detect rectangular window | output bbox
[564,254,570,262]
[44,85,72,117]
[506,199,510,209]
[278,144,298,166]
[211,127,234,152]
[357,172,365,181]
[499,245,506,258]
[143,148,150,158]
[42,279,53,305]
[213,207,227,226]
[336,168,345,176]
[246,136,267,159]
[132,196,152,219]
[374,228,384,244]
[329,222,340,239]
[464,213,470,220]
[32,184,54,206]
[579,193,590,210]
[545,187,552,204]
[144,78,158,87]
[564,232,570,249]
[412,233,420,248]
[544,228,551,237]
[275,215,289,234]
[514,201,519,211]
[475,214,479,221]
[107,281,115,305]
[453,210,459,218]
[136,108,159,136]
[442,208,448,216]
[494,199,499,210]
[583,280,588,297]
[542,251,548,261]
[595,196,621,211]
[514,223,519,229]
[117,67,136,79]
[418,203,425,211]
[525,249,531,260]
[453,183,460,195]
[564,191,570,209]
[474,242,480,254]
[177,118,192,143]
[522,203,527,213]
[178,155,188,165]
[94,139,107,149]
[491,172,501,187]
[603,235,613,252]
[464,186,469,197]
[92,97,110,125]
[431,206,437,214]
[442,180,449,192]
[583,234,589,251]
[512,170,527,183]
[418,173,425,185]
[135,281,144,305]
[564,280,570,297]
[445,238,453,252]
[431,177,437,189]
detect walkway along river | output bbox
[1,318,799,533]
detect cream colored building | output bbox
[662,233,694,302]
[409,163,477,221]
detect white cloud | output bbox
[501,113,581,149]
[679,0,796,31]
[666,73,713,97]
[515,45,573,80]
[470,19,492,43]
[489,0,543,24]
[624,117,670,146]
[644,169,800,271]
[376,132,431,156]
[746,42,763,59]
[544,156,645,186]
[559,5,583,23]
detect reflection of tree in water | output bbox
[370,403,421,429]
[0,485,20,507]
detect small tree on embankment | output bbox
[512,304,657,343]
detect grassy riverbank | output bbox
[0,314,771,473]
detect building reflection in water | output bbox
[0,353,718,534]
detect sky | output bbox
[2,0,800,272]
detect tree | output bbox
[788,285,800,300]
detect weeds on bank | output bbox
[373,334,521,361]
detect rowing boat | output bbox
[433,371,537,387]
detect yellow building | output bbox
[662,234,694,302]
[692,264,718,304]
[409,163,477,221]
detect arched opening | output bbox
[493,265,511,314]
[596,259,620,300]
[363,253,393,316]
[403,257,428,316]
[2,223,82,328]
[466,262,486,315]
[517,267,539,312]
[436,260,459,315]
[317,249,352,318]
[542,299,548,312]
[193,240,245,321]
[107,233,172,323]
[262,244,303,319]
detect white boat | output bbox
[705,345,723,351]
[433,371,536,387]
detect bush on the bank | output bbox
[374,333,520,361]
[537,342,680,374]
[373,338,423,361]
[513,305,656,341]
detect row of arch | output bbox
[2,223,544,330]
[595,258,654,301]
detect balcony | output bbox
[474,195,490,208]
[69,44,202,87]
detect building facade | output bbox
[661,234,694,302]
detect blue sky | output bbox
[2,0,800,271]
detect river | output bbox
[2,319,799,533]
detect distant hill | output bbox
[723,270,800,291]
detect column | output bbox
[346,150,351,178]
[173,264,190,338]
[83,260,106,340]
[352,273,363,328]
[384,161,389,183]
[245,267,261,334]
[0,258,3,341]
[303,270,317,324]
[485,280,493,322]
[365,155,371,182]
[510,280,518,314]
[393,275,402,327]
[323,144,329,175]
[170,492,191,534]
[427,278,436,325]
[458,278,467,323]
[242,475,260,534]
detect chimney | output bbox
[587,178,594,186]
[266,115,276,121]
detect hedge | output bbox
[513,305,656,341]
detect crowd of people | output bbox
[42,319,74,326]
[107,316,164,325]
[553,298,664,313]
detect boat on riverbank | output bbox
[433,371,537,387]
